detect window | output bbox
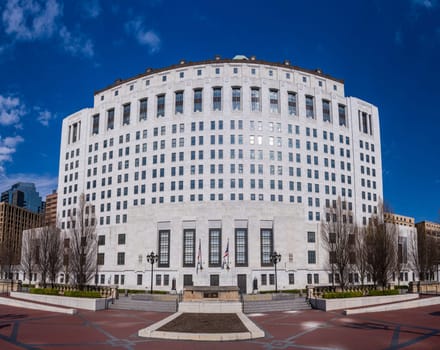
[308,250,316,264]
[288,92,297,115]
[269,89,279,113]
[158,230,170,267]
[322,100,331,122]
[137,274,143,285]
[289,273,294,284]
[194,88,203,112]
[97,253,104,265]
[175,91,184,114]
[305,95,314,118]
[118,233,126,245]
[157,94,165,117]
[183,229,195,267]
[261,274,267,285]
[117,252,125,265]
[235,228,248,266]
[338,104,346,126]
[251,87,261,111]
[209,229,221,267]
[123,103,131,125]
[183,274,193,286]
[213,87,222,111]
[98,235,105,245]
[232,87,241,111]
[92,114,99,134]
[307,231,315,243]
[260,229,273,266]
[107,108,114,130]
[139,98,148,120]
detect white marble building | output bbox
[57,55,383,292]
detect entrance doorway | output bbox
[237,274,247,294]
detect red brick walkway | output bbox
[0,304,439,349]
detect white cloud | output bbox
[125,18,161,53]
[1,0,94,58]
[0,135,24,172]
[411,0,438,8]
[0,95,26,126]
[34,107,55,126]
[59,26,94,58]
[2,0,61,40]
[82,0,101,19]
[0,172,58,198]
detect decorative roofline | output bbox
[94,57,344,96]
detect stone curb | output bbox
[0,296,77,315]
[344,296,440,315]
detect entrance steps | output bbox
[243,297,311,313]
[108,295,177,312]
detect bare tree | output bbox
[365,211,397,288]
[413,227,439,281]
[321,197,356,288]
[35,225,56,288]
[354,229,369,287]
[21,229,38,284]
[47,226,63,287]
[66,194,97,290]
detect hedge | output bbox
[322,291,363,299]
[368,289,399,296]
[63,290,102,298]
[30,288,59,296]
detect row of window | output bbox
[90,88,349,135]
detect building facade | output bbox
[44,191,58,226]
[1,182,44,214]
[57,56,383,292]
[0,202,43,277]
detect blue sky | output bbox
[0,0,438,222]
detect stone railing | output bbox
[31,283,116,298]
[307,284,378,299]
[409,281,440,295]
[0,279,22,293]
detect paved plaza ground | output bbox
[0,304,439,350]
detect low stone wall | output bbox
[0,279,21,293]
[409,281,440,294]
[10,291,108,311]
[310,293,418,311]
[179,301,242,313]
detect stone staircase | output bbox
[108,295,178,313]
[243,297,311,314]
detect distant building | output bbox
[384,213,417,284]
[0,202,43,277]
[415,220,440,240]
[44,191,58,226]
[1,182,44,214]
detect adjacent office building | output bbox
[1,182,44,214]
[57,56,383,292]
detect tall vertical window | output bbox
[260,229,273,266]
[123,103,131,125]
[158,230,170,267]
[175,91,184,114]
[209,229,221,267]
[235,228,248,266]
[398,236,408,264]
[157,94,165,117]
[359,111,370,134]
[287,92,297,115]
[269,89,279,113]
[251,87,261,111]
[232,87,241,111]
[213,87,222,111]
[322,100,331,122]
[194,88,203,112]
[139,98,148,121]
[107,109,114,130]
[92,114,99,134]
[305,95,314,118]
[338,104,346,126]
[183,229,195,267]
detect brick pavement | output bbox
[0,304,439,349]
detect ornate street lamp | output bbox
[146,251,158,294]
[270,251,282,293]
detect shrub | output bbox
[322,291,363,299]
[368,289,399,296]
[63,290,102,298]
[30,288,59,296]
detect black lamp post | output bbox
[270,251,282,293]
[146,251,158,294]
